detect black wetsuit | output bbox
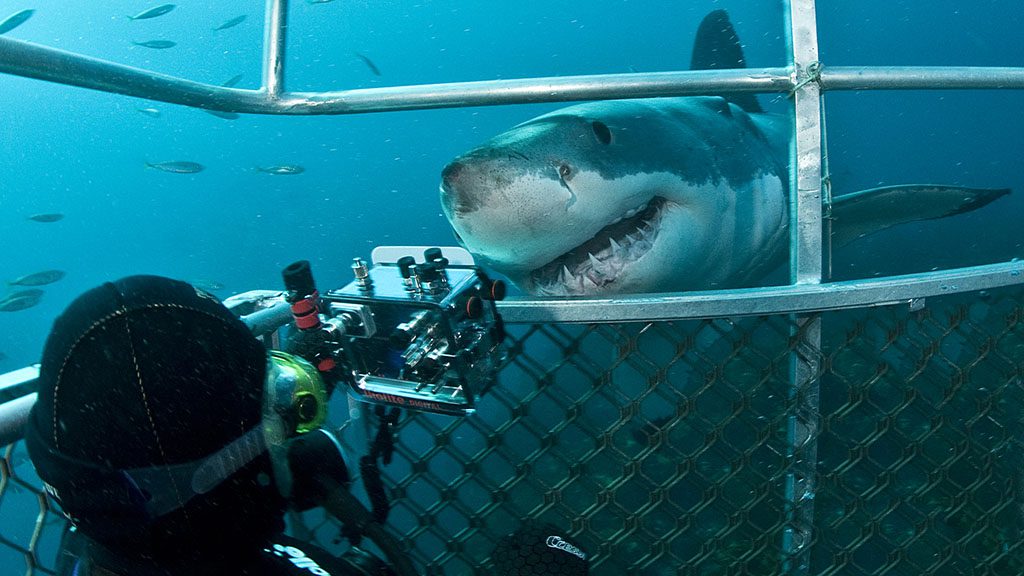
[57,528,393,576]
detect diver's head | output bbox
[25,275,283,559]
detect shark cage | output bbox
[1,0,1023,574]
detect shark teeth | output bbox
[530,196,668,294]
[609,201,649,226]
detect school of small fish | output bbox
[0,2,377,321]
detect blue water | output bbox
[0,0,1021,573]
[1,0,1020,366]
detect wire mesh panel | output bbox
[375,284,1023,575]
[383,315,798,574]
[813,286,1024,575]
[0,443,61,575]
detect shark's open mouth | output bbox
[530,197,667,294]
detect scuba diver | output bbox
[25,275,400,575]
[25,273,589,575]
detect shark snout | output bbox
[439,160,471,216]
[440,157,505,215]
[440,159,465,189]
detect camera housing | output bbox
[227,247,507,417]
[321,246,507,416]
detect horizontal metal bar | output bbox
[0,365,39,405]
[0,37,268,112]
[496,260,1024,324]
[821,66,1024,91]
[3,36,1022,114]
[0,394,36,448]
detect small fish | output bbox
[257,165,305,175]
[0,351,7,362]
[190,279,225,292]
[9,270,65,287]
[27,213,64,223]
[355,52,381,76]
[221,74,244,88]
[205,110,239,120]
[0,290,43,312]
[202,74,245,119]
[214,15,246,31]
[0,9,34,35]
[128,4,175,21]
[146,161,205,174]
[138,107,162,118]
[133,40,177,49]
[308,0,336,4]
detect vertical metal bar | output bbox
[783,0,824,574]
[262,0,288,97]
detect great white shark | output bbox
[439,10,1009,296]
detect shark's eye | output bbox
[591,121,612,145]
[558,163,573,180]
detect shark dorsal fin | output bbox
[690,10,763,114]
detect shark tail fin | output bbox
[829,185,1010,247]
[690,10,763,113]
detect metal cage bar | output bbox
[782,1,823,572]
[0,35,1022,114]
[262,0,288,98]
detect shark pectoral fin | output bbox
[828,184,1011,247]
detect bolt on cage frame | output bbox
[0,0,1022,574]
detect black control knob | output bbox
[476,270,506,301]
[424,247,448,269]
[416,262,440,283]
[424,247,443,262]
[464,295,483,319]
[485,280,507,301]
[283,260,316,301]
[397,256,416,279]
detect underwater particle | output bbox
[0,9,34,35]
[9,270,65,287]
[190,279,225,292]
[0,290,43,312]
[257,165,305,175]
[214,14,246,31]
[137,107,162,118]
[128,4,176,21]
[354,52,382,76]
[146,161,205,174]
[27,213,64,223]
[133,40,177,49]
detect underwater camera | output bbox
[230,246,507,417]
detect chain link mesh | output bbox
[1,285,1021,575]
